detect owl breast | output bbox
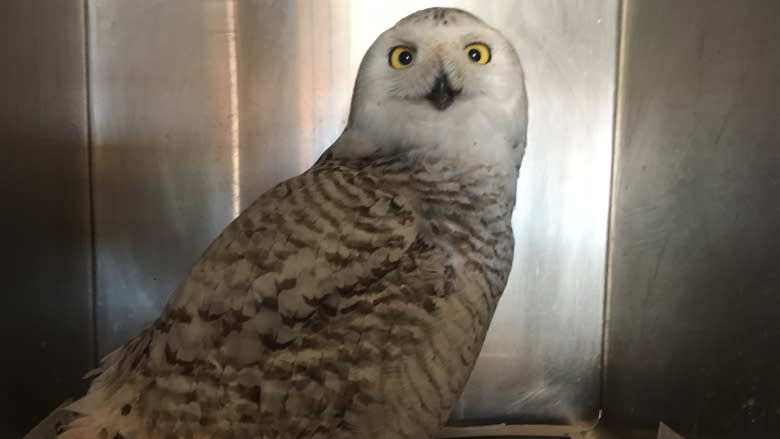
[349,156,517,439]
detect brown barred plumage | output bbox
[55,6,528,439]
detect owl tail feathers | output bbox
[21,400,76,439]
[56,398,99,438]
[54,380,139,439]
[55,420,102,439]
[20,398,115,439]
[22,371,120,439]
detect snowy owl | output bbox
[54,6,528,439]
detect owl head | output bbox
[334,7,528,171]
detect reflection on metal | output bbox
[605,0,780,435]
[226,0,241,218]
[0,0,93,435]
[87,0,618,425]
[441,409,601,437]
[656,423,686,439]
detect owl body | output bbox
[56,7,528,439]
[62,155,516,439]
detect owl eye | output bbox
[465,43,491,64]
[389,46,415,69]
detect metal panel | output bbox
[90,0,617,424]
[444,0,617,425]
[0,0,93,436]
[605,0,780,437]
[89,0,245,356]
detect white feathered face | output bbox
[345,8,528,168]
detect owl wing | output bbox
[164,158,421,359]
[63,159,424,438]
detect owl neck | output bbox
[325,125,520,176]
[320,127,519,211]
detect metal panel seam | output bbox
[600,0,630,417]
[82,0,99,368]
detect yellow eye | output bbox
[465,43,491,64]
[389,46,415,69]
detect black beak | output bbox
[425,74,460,111]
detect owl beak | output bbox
[425,73,460,111]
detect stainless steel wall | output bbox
[0,1,93,437]
[17,0,780,437]
[87,0,618,427]
[605,0,780,437]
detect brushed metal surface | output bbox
[89,0,246,357]
[605,0,780,436]
[89,0,618,424]
[0,0,93,436]
[448,0,617,425]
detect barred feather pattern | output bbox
[58,153,517,439]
